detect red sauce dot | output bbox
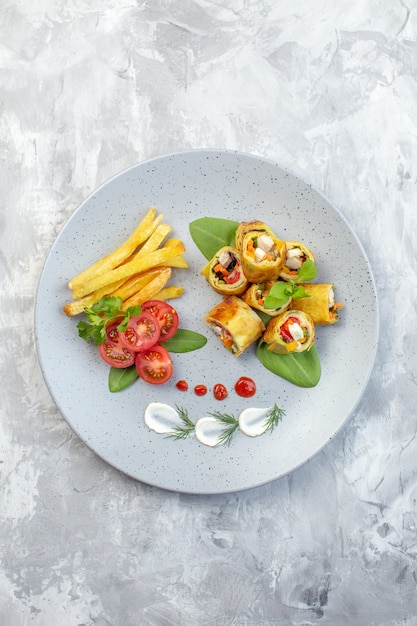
[213,383,228,401]
[194,384,207,396]
[176,379,188,391]
[234,376,256,398]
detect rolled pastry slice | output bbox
[205,295,265,357]
[263,309,315,354]
[293,283,343,325]
[241,231,286,283]
[202,246,248,296]
[280,241,315,282]
[242,281,291,316]
[235,220,275,251]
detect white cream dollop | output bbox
[144,402,182,434]
[238,406,273,437]
[194,416,224,447]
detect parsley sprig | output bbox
[77,296,141,345]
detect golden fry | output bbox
[68,208,162,291]
[153,286,184,301]
[109,268,165,301]
[63,277,128,317]
[135,224,172,257]
[121,267,172,310]
[72,241,186,299]
[163,255,188,269]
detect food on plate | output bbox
[235,220,275,251]
[98,319,136,369]
[240,230,287,283]
[242,280,292,316]
[135,344,173,385]
[280,241,315,282]
[291,283,343,324]
[263,309,315,354]
[205,295,265,357]
[201,246,248,296]
[141,300,179,341]
[68,207,162,292]
[77,296,174,380]
[64,208,187,316]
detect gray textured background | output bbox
[1,1,417,624]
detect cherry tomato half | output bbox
[141,300,179,342]
[98,320,136,368]
[120,312,160,352]
[135,344,173,385]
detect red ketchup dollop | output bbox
[213,383,228,401]
[234,376,256,398]
[176,379,188,391]
[194,384,208,396]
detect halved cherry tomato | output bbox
[135,344,173,385]
[120,312,160,352]
[141,300,179,342]
[279,316,300,343]
[98,320,136,368]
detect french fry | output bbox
[153,286,185,301]
[72,240,186,299]
[109,268,165,302]
[121,267,172,310]
[135,224,172,257]
[68,208,162,292]
[162,255,188,269]
[63,276,129,317]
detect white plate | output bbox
[35,150,378,494]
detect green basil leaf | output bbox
[161,329,207,353]
[108,365,139,392]
[189,218,239,260]
[256,341,321,387]
[264,282,291,310]
[295,258,317,282]
[292,285,311,300]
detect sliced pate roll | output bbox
[241,281,291,316]
[263,309,315,354]
[280,241,315,281]
[201,246,248,296]
[241,231,286,283]
[293,283,343,324]
[235,220,275,251]
[205,295,265,357]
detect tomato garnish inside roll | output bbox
[202,246,248,296]
[263,309,315,354]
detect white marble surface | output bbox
[1,1,417,624]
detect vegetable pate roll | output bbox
[201,246,249,296]
[205,295,265,357]
[263,309,315,354]
[241,281,291,316]
[280,241,315,282]
[293,283,343,324]
[241,231,287,283]
[235,220,275,251]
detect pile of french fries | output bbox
[63,208,187,316]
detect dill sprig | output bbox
[263,404,285,433]
[167,406,196,440]
[209,411,239,446]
